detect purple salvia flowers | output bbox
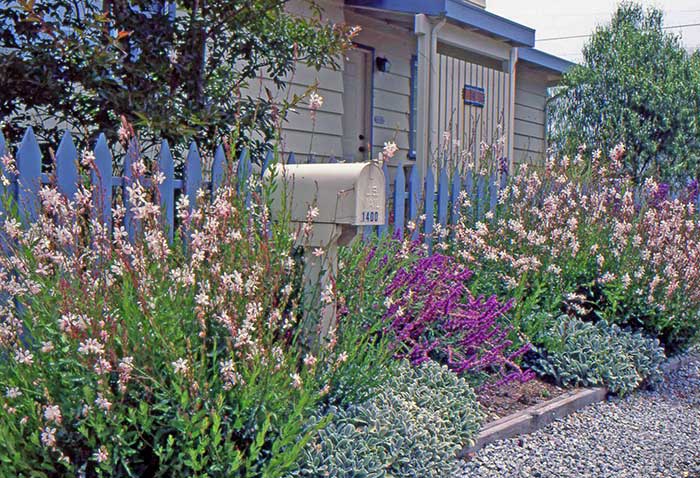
[384,253,531,385]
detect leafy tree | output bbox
[0,0,356,158]
[548,2,700,183]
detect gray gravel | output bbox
[459,357,700,478]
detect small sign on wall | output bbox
[463,85,485,108]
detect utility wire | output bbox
[537,22,700,42]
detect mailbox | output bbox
[267,161,385,229]
[265,161,386,344]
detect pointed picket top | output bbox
[16,127,42,222]
[211,144,226,193]
[407,164,420,241]
[236,147,250,188]
[159,140,175,242]
[184,141,202,212]
[287,152,296,164]
[393,164,406,238]
[92,133,113,228]
[260,150,274,178]
[450,172,462,227]
[235,148,251,208]
[56,130,79,199]
[423,167,435,249]
[437,166,449,229]
[377,162,390,237]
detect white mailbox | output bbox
[267,161,385,231]
[265,161,386,344]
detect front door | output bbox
[342,48,372,162]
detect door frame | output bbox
[347,42,375,160]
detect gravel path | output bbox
[459,357,700,478]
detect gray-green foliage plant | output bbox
[548,2,700,183]
[288,360,484,478]
[531,316,666,396]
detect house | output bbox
[269,0,573,183]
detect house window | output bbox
[408,54,418,160]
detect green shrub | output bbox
[289,360,484,478]
[530,316,666,395]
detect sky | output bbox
[487,0,700,63]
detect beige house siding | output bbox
[239,0,346,162]
[513,63,548,166]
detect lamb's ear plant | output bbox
[289,360,484,478]
[529,316,666,396]
[0,143,388,477]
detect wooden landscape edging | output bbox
[459,353,699,458]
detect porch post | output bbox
[414,14,431,187]
[508,47,519,173]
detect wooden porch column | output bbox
[414,14,431,187]
[508,47,518,173]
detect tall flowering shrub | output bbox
[0,150,365,477]
[453,146,700,352]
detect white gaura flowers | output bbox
[172,358,189,376]
[308,92,324,111]
[382,141,398,159]
[44,405,62,424]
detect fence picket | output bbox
[56,130,79,199]
[236,148,251,208]
[123,137,142,240]
[158,140,175,241]
[424,167,435,248]
[260,150,274,178]
[450,172,461,227]
[92,134,113,229]
[393,165,406,238]
[465,170,474,219]
[407,165,420,241]
[489,172,498,212]
[184,141,202,212]
[212,144,226,193]
[0,129,8,215]
[377,162,390,237]
[437,166,449,231]
[16,127,42,223]
[475,173,485,220]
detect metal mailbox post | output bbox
[266,161,386,342]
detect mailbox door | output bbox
[355,163,386,226]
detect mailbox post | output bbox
[266,161,386,343]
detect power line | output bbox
[537,22,700,42]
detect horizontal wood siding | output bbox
[513,64,548,166]
[239,0,346,162]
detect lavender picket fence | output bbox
[0,126,506,244]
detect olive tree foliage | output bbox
[0,0,356,157]
[548,2,700,183]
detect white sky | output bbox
[487,0,700,63]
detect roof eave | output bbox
[518,48,575,75]
[344,0,535,47]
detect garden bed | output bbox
[478,377,573,423]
